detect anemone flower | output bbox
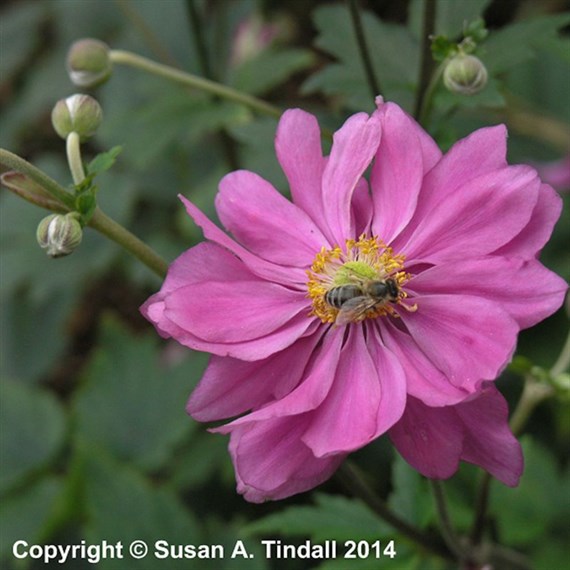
[142,98,567,501]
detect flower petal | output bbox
[381,320,471,406]
[370,103,428,244]
[303,325,406,457]
[187,331,323,422]
[228,416,345,503]
[179,194,307,286]
[322,111,382,244]
[389,396,463,479]
[494,183,563,259]
[400,166,540,263]
[409,257,568,329]
[216,170,328,268]
[400,295,519,392]
[275,109,333,240]
[455,386,523,487]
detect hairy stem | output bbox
[348,0,381,100]
[110,49,282,119]
[66,132,86,185]
[414,0,437,123]
[337,462,451,559]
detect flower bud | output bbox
[51,94,103,141]
[443,54,488,96]
[67,38,112,88]
[36,213,83,258]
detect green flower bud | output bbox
[67,38,112,88]
[51,94,103,141]
[36,213,83,258]
[443,54,488,96]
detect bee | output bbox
[324,278,400,326]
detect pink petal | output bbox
[322,111,382,244]
[401,295,519,392]
[370,103,428,244]
[455,386,523,487]
[409,257,568,329]
[389,397,463,479]
[303,326,406,457]
[216,170,328,268]
[494,183,563,258]
[164,280,307,343]
[400,166,540,263]
[381,320,471,406]
[187,331,323,421]
[215,327,343,429]
[275,109,333,241]
[228,416,345,502]
[179,195,307,286]
[351,177,373,237]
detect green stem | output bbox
[109,49,283,119]
[417,61,445,127]
[337,462,451,559]
[348,0,381,100]
[414,0,437,123]
[551,327,570,377]
[88,208,168,278]
[0,149,75,209]
[430,480,469,564]
[66,132,86,185]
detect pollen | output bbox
[307,235,417,324]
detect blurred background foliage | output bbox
[0,0,569,569]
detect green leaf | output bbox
[303,5,418,111]
[0,477,64,559]
[231,47,315,95]
[0,379,66,494]
[74,317,208,471]
[490,436,570,546]
[244,493,391,542]
[484,13,570,74]
[87,146,123,177]
[79,446,201,570]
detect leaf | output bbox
[0,379,66,494]
[79,446,201,570]
[0,477,64,559]
[484,13,570,74]
[303,5,418,111]
[74,317,208,471]
[490,436,570,546]
[244,493,391,542]
[230,47,315,95]
[87,146,123,177]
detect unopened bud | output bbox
[51,94,103,141]
[67,38,112,88]
[443,54,488,96]
[36,213,83,258]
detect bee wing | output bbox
[335,296,377,326]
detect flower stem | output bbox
[348,0,381,100]
[0,149,75,209]
[66,132,86,185]
[88,207,168,278]
[337,462,451,559]
[413,0,437,123]
[430,480,470,563]
[109,49,283,119]
[551,326,570,377]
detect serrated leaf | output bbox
[490,436,570,546]
[0,477,63,559]
[74,317,207,471]
[244,493,390,542]
[303,5,418,111]
[484,13,570,74]
[231,47,315,95]
[0,380,66,494]
[79,446,201,570]
[87,146,123,177]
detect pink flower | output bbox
[142,100,567,501]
